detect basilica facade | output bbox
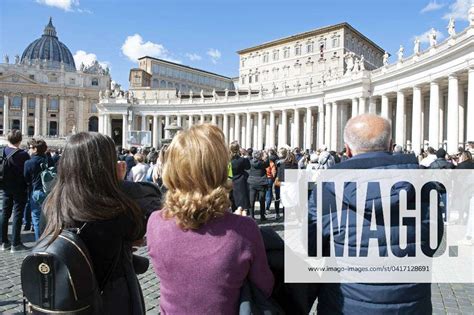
[0,18,110,144]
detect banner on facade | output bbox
[128,130,151,147]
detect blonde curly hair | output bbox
[162,124,231,230]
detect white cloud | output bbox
[121,34,181,63]
[185,53,202,61]
[73,50,108,69]
[207,48,221,64]
[443,0,473,20]
[421,0,445,13]
[413,29,445,44]
[36,0,79,11]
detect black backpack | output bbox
[21,225,120,314]
[0,146,19,189]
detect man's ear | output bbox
[345,144,353,158]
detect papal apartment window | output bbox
[249,75,253,84]
[284,48,290,58]
[255,73,259,83]
[241,76,246,84]
[91,78,99,86]
[263,54,269,63]
[273,50,279,61]
[306,42,313,54]
[295,45,301,56]
[332,37,339,48]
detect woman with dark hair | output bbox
[42,132,146,315]
[230,142,251,212]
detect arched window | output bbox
[160,80,166,88]
[12,96,21,109]
[28,126,34,136]
[91,78,99,86]
[88,116,98,132]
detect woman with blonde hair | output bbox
[147,124,274,314]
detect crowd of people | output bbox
[0,113,473,314]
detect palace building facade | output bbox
[0,18,110,143]
[98,10,474,155]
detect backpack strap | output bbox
[5,148,20,160]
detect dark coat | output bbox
[308,152,443,315]
[23,154,52,192]
[248,158,270,188]
[231,156,251,209]
[276,160,298,182]
[429,158,454,169]
[456,160,474,169]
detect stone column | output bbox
[280,109,287,147]
[76,96,84,132]
[42,97,47,136]
[396,91,405,147]
[22,95,28,135]
[34,96,40,136]
[153,115,159,148]
[245,112,252,148]
[157,116,163,147]
[412,86,422,155]
[269,110,275,148]
[331,102,339,150]
[359,97,366,115]
[305,107,312,150]
[212,114,217,125]
[3,95,9,134]
[165,115,171,138]
[351,98,358,118]
[200,114,205,124]
[122,114,128,148]
[317,105,324,148]
[223,113,229,143]
[447,74,459,153]
[141,114,147,131]
[234,113,241,144]
[381,94,389,119]
[369,96,377,114]
[175,115,181,127]
[459,84,465,144]
[257,112,264,149]
[98,114,103,134]
[59,96,66,136]
[429,81,440,147]
[293,108,300,148]
[188,115,194,128]
[325,103,332,147]
[467,69,474,142]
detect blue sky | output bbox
[1,0,473,87]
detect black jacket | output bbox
[248,158,270,187]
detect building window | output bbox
[49,121,58,136]
[295,44,301,56]
[11,96,21,109]
[29,74,35,80]
[160,80,166,88]
[91,78,99,86]
[68,101,75,112]
[69,78,75,85]
[12,119,20,130]
[284,47,290,58]
[272,68,279,80]
[255,72,259,83]
[28,98,35,110]
[249,75,253,84]
[241,58,246,67]
[332,37,339,48]
[49,97,59,111]
[283,66,290,77]
[263,53,269,63]
[306,42,313,53]
[273,50,279,61]
[49,75,58,83]
[241,76,246,84]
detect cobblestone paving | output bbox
[1,209,473,314]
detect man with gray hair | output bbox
[309,114,440,314]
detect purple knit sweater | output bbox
[147,210,274,315]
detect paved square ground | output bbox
[1,209,473,314]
